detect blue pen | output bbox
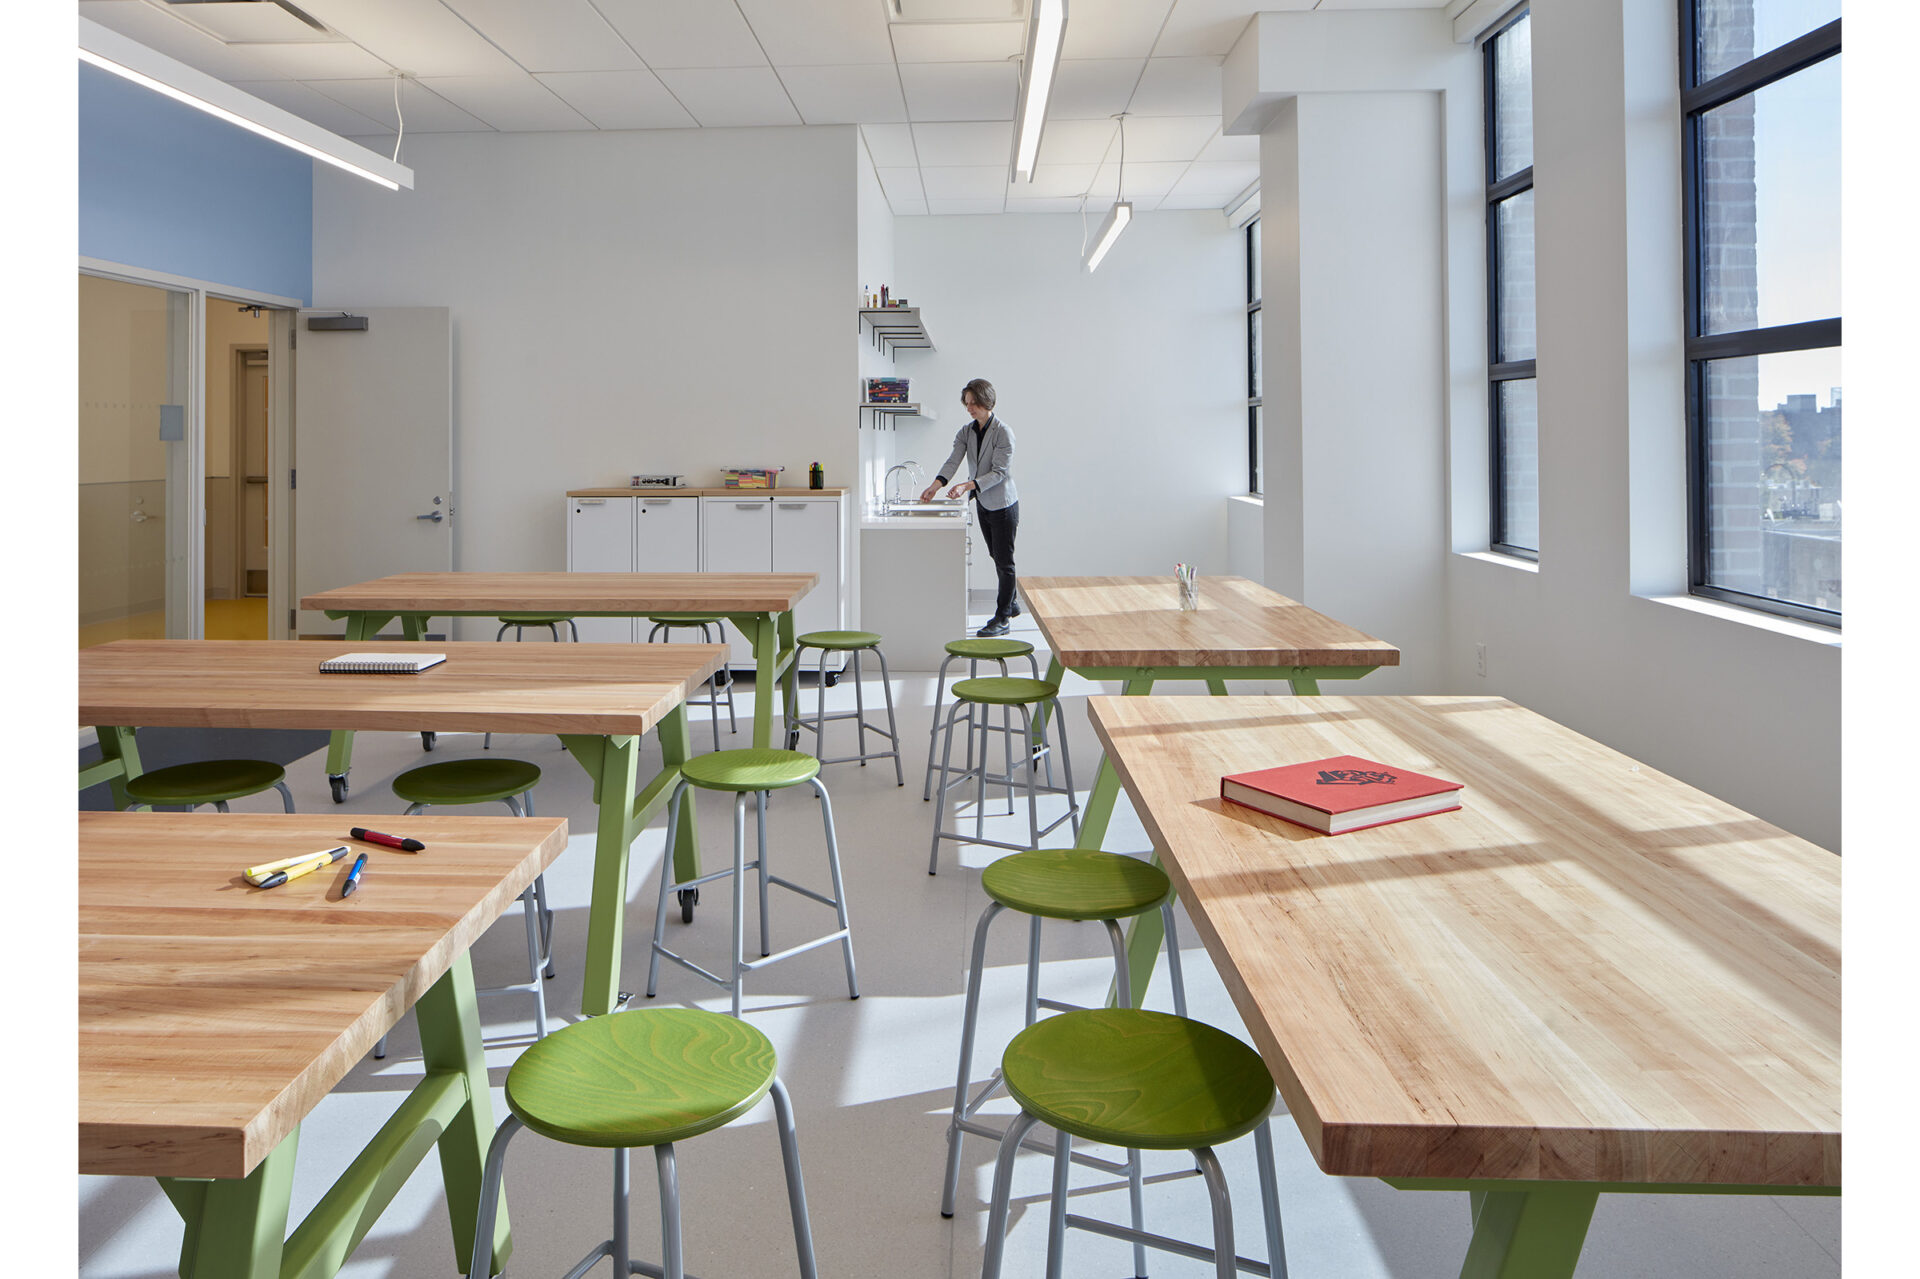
[340,851,368,899]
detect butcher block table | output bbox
[300,571,819,794]
[79,639,723,1017]
[1086,694,1839,1279]
[80,811,569,1279]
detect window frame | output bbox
[1484,7,1538,560]
[1680,8,1842,626]
[1246,216,1262,495]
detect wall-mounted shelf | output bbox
[860,307,933,355]
[859,401,933,430]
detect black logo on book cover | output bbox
[1316,769,1397,786]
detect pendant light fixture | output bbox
[1010,0,1068,183]
[1084,113,1132,272]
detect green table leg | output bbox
[158,1127,300,1279]
[565,733,642,1017]
[1458,1186,1598,1279]
[1078,676,1153,849]
[414,952,511,1278]
[777,609,799,748]
[93,725,143,810]
[1288,672,1322,695]
[1205,676,1229,695]
[656,706,700,886]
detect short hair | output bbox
[961,378,997,412]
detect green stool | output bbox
[921,637,1041,803]
[645,613,738,752]
[927,677,1079,874]
[466,1007,818,1279]
[786,630,904,785]
[981,1009,1289,1279]
[373,757,555,1059]
[940,849,1190,1241]
[646,749,859,1019]
[123,759,295,813]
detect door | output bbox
[702,496,772,668]
[294,308,452,636]
[636,497,699,572]
[773,499,842,640]
[568,496,635,642]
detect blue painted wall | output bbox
[79,64,313,303]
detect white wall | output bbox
[311,126,859,584]
[889,211,1243,585]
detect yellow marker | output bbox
[245,846,350,880]
[246,848,349,888]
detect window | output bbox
[1247,217,1262,494]
[1683,1,1840,623]
[1485,9,1536,557]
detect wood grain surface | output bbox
[80,640,722,736]
[1019,576,1400,670]
[299,571,819,615]
[79,812,568,1179]
[1087,694,1839,1187]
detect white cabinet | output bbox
[566,496,635,642]
[773,500,842,641]
[635,497,699,572]
[702,498,775,573]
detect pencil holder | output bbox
[1179,579,1200,611]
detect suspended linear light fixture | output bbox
[1084,113,1132,272]
[78,16,414,190]
[1009,0,1068,183]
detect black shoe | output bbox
[976,617,1010,637]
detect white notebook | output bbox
[318,652,447,674]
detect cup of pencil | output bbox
[1176,563,1199,611]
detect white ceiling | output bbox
[78,0,1450,215]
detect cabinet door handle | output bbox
[577,498,605,506]
[643,499,675,506]
[735,503,767,511]
[777,503,809,510]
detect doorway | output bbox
[203,297,272,639]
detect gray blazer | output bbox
[935,416,1018,512]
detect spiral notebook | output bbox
[318,652,447,674]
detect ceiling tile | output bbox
[900,62,1018,120]
[1060,0,1175,59]
[655,67,802,127]
[912,121,1014,166]
[889,21,1026,62]
[307,77,493,131]
[234,42,394,81]
[79,1,280,80]
[1316,0,1449,8]
[1151,0,1293,58]
[229,79,394,139]
[927,197,1009,214]
[734,0,895,66]
[876,167,926,205]
[1048,58,1143,119]
[782,66,909,124]
[1036,116,1118,165]
[1164,159,1258,201]
[1127,55,1222,116]
[593,0,767,69]
[1005,196,1089,212]
[1091,158,1191,196]
[164,1,344,44]
[297,0,524,77]
[920,165,1009,198]
[1113,114,1218,161]
[418,76,596,131]
[1197,127,1257,162]
[438,0,641,73]
[536,69,697,128]
[1010,162,1100,198]
[860,122,921,167]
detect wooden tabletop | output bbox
[1018,576,1399,670]
[80,640,723,736]
[1087,695,1839,1188]
[299,571,819,615]
[80,812,569,1179]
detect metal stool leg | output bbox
[851,647,867,766]
[923,653,960,800]
[1018,704,1042,846]
[519,883,547,1041]
[756,789,772,958]
[1196,1145,1238,1279]
[927,698,969,875]
[769,1077,820,1279]
[645,779,693,999]
[981,1110,1042,1279]
[273,781,295,813]
[731,791,749,1018]
[702,623,721,753]
[813,778,860,1000]
[873,645,905,785]
[942,900,1007,1216]
[1255,1121,1290,1279]
[1025,915,1043,1026]
[1162,900,1189,1018]
[1045,1126,1073,1279]
[465,1114,524,1278]
[655,1143,682,1279]
[1050,695,1082,842]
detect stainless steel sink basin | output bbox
[880,501,965,517]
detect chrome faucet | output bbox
[884,461,926,504]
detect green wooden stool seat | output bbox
[497,612,573,624]
[944,637,1036,660]
[505,1008,776,1148]
[393,758,543,807]
[646,612,726,625]
[678,748,820,793]
[950,676,1059,706]
[795,629,883,651]
[123,759,288,807]
[1003,1009,1274,1152]
[981,849,1172,923]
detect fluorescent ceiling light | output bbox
[1009,0,1066,182]
[1083,201,1131,272]
[78,16,413,191]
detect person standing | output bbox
[921,378,1020,637]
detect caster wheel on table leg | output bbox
[420,731,436,752]
[824,671,840,687]
[679,887,699,924]
[329,776,349,804]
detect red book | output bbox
[1220,755,1464,834]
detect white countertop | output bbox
[860,514,968,531]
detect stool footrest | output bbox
[649,947,732,991]
[1064,1214,1272,1277]
[766,875,838,909]
[953,1117,1135,1175]
[740,928,852,972]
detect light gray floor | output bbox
[78,612,1839,1278]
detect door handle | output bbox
[735,503,767,510]
[777,503,808,510]
[416,511,444,523]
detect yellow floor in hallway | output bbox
[79,597,270,648]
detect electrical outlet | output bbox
[1475,642,1488,677]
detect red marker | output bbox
[350,827,426,852]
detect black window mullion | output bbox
[1486,8,1537,560]
[1683,19,1841,114]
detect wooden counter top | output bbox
[568,487,850,497]
[300,571,818,616]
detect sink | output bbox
[879,501,965,518]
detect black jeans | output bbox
[976,501,1020,619]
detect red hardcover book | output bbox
[1220,755,1464,834]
